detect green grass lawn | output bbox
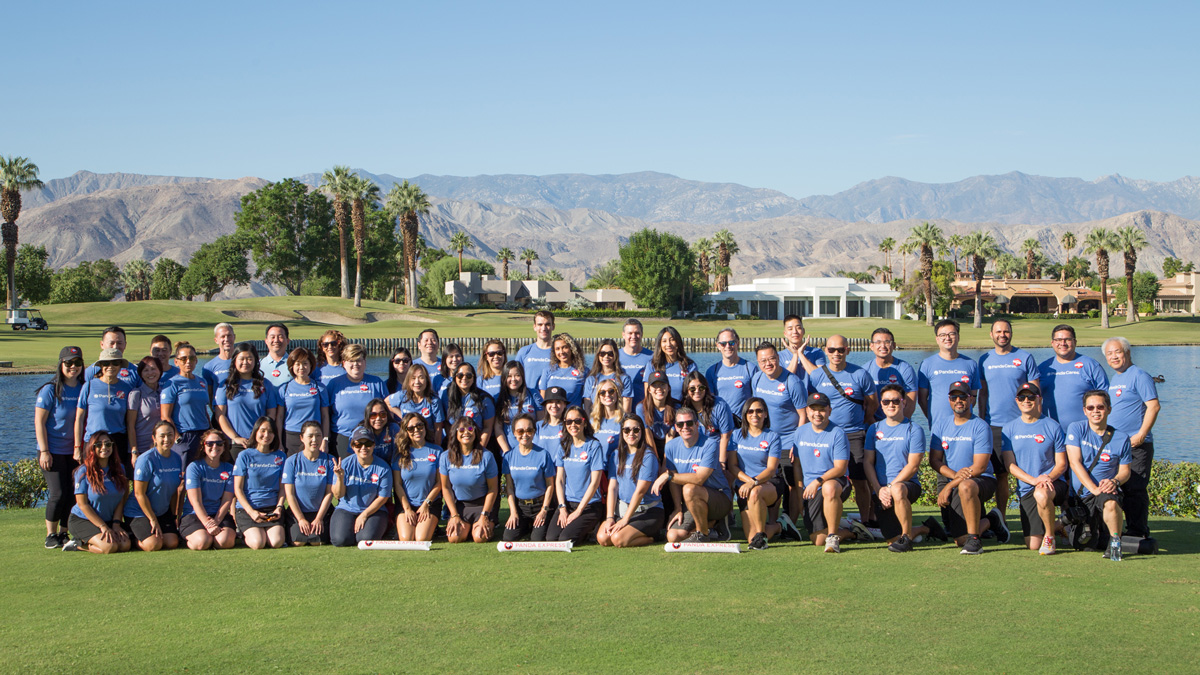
[3,296,1198,370]
[2,506,1198,673]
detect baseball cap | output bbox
[59,346,83,363]
[1016,382,1041,397]
[808,392,831,408]
[543,386,568,403]
[646,371,669,387]
[948,382,972,395]
[350,426,375,445]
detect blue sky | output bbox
[6,2,1197,197]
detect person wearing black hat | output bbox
[35,346,86,548]
[74,347,136,476]
[634,371,677,446]
[537,386,570,450]
[791,392,858,552]
[330,426,393,546]
[930,381,1006,554]
[1000,382,1068,554]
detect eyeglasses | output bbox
[203,440,224,447]
[1052,337,1075,343]
[486,351,505,358]
[1016,394,1038,402]
[880,398,903,406]
[597,351,615,358]
[514,428,535,435]
[392,358,411,365]
[405,425,425,432]
[825,347,847,354]
[1085,405,1107,411]
[321,341,339,348]
[564,418,584,426]
[686,385,706,392]
[745,408,765,415]
[176,355,198,362]
[621,427,643,435]
[96,441,115,449]
[455,373,474,380]
[369,411,388,418]
[675,420,696,429]
[716,340,736,347]
[948,393,970,401]
[871,340,894,346]
[936,332,958,339]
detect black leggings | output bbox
[330,508,387,547]
[43,454,78,528]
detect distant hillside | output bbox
[23,170,213,210]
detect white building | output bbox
[704,277,902,320]
[445,272,639,309]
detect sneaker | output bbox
[959,534,983,555]
[45,534,61,549]
[888,534,914,552]
[682,530,710,543]
[839,517,854,531]
[850,520,872,542]
[824,534,841,553]
[923,517,948,543]
[778,514,803,541]
[61,539,81,552]
[1039,535,1056,556]
[749,532,768,551]
[57,532,70,547]
[713,518,731,542]
[986,508,1011,544]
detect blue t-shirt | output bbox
[979,348,1040,426]
[499,390,543,450]
[315,363,346,387]
[663,433,731,496]
[233,448,287,510]
[607,447,662,509]
[919,354,982,428]
[539,365,587,407]
[583,372,634,403]
[387,391,446,429]
[641,360,695,402]
[77,378,134,442]
[502,446,556,500]
[215,380,281,439]
[327,374,388,436]
[393,444,443,507]
[416,358,441,377]
[281,452,336,513]
[278,380,330,433]
[1001,417,1066,497]
[160,374,211,433]
[123,450,184,518]
[864,357,918,421]
[807,363,876,433]
[438,450,498,503]
[1065,421,1132,498]
[731,428,782,485]
[552,438,606,504]
[515,344,554,394]
[750,369,809,437]
[335,456,393,513]
[36,383,81,454]
[1107,365,1158,443]
[441,390,496,428]
[690,400,736,437]
[792,423,851,486]
[202,357,232,392]
[182,460,234,517]
[367,424,400,464]
[865,420,925,486]
[479,374,504,401]
[705,358,759,417]
[85,363,142,388]
[780,345,827,371]
[1038,355,1109,430]
[633,402,671,440]
[535,420,564,450]
[70,465,124,521]
[929,415,994,478]
[261,353,292,388]
[593,416,622,454]
[618,347,654,405]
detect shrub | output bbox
[516,308,669,319]
[1087,309,1100,318]
[564,296,595,311]
[0,460,47,509]
[1138,302,1156,316]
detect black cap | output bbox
[948,381,972,395]
[1017,382,1041,397]
[807,392,831,408]
[543,386,568,403]
[350,426,375,445]
[59,346,83,363]
[646,371,669,387]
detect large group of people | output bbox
[34,312,1159,560]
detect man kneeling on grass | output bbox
[865,384,946,552]
[930,382,1008,555]
[792,393,859,553]
[1066,389,1132,560]
[1001,383,1068,555]
[652,407,733,543]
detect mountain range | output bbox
[16,169,1200,298]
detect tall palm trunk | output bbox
[1098,252,1111,329]
[502,259,509,281]
[921,245,934,325]
[525,260,532,277]
[1125,250,1138,323]
[333,200,350,299]
[352,200,366,308]
[403,216,418,308]
[2,188,19,309]
[973,256,985,329]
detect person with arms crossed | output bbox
[977,318,1040,515]
[1102,337,1159,540]
[1038,324,1108,431]
[864,328,916,421]
[515,311,555,390]
[930,382,1007,554]
[598,414,665,549]
[919,319,981,428]
[651,407,734,543]
[1065,390,1132,559]
[1000,383,1068,555]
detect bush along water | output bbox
[0,460,47,509]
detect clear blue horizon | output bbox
[5,2,1198,197]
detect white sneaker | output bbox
[850,520,872,542]
[824,534,841,553]
[61,539,81,552]
[1038,535,1056,555]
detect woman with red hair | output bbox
[63,432,132,554]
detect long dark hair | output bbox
[438,343,464,381]
[642,380,677,435]
[83,432,128,494]
[650,325,692,373]
[559,405,594,458]
[446,418,483,468]
[615,414,648,480]
[680,371,718,430]
[447,363,487,423]
[739,397,771,436]
[249,415,279,451]
[386,347,412,394]
[497,361,535,426]
[225,342,265,400]
[36,356,83,401]
[361,398,390,432]
[395,412,427,471]
[586,338,625,379]
[402,362,436,403]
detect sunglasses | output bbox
[352,441,374,449]
[1016,394,1038,402]
[514,428,535,435]
[871,340,894,346]
[392,358,411,365]
[880,398,903,406]
[948,393,970,400]
[369,411,388,418]
[716,340,736,347]
[175,355,198,362]
[64,360,85,368]
[455,373,474,379]
[98,362,121,368]
[675,420,696,429]
[1085,405,1107,411]
[405,425,425,432]
[598,351,615,358]
[486,351,505,358]
[564,418,584,426]
[456,427,476,434]
[96,441,115,449]
[746,408,765,415]
[621,427,643,435]
[598,389,617,396]
[825,347,847,354]
[321,341,340,348]
[687,385,706,392]
[204,440,225,447]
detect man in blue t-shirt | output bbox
[865,328,917,421]
[978,319,1040,514]
[919,319,981,429]
[1102,337,1159,539]
[261,324,292,388]
[1038,324,1108,431]
[791,393,857,553]
[1000,382,1068,554]
[84,326,143,387]
[1065,389,1132,555]
[203,323,236,397]
[780,314,827,374]
[619,319,654,407]
[705,327,759,420]
[515,310,555,391]
[651,408,732,543]
[415,329,442,375]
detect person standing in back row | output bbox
[204,323,236,393]
[1038,324,1108,432]
[415,329,442,376]
[515,311,556,390]
[1102,337,1159,540]
[919,319,981,429]
[864,328,917,421]
[780,314,827,374]
[620,319,654,408]
[261,323,292,388]
[705,328,759,424]
[84,326,142,388]
[977,319,1040,515]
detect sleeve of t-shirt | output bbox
[377,462,393,495]
[233,452,249,477]
[619,374,634,398]
[929,423,942,453]
[160,382,177,405]
[484,452,499,479]
[128,389,142,412]
[715,401,735,433]
[537,368,552,393]
[483,397,496,420]
[541,452,556,479]
[864,423,878,451]
[857,369,877,396]
[604,450,616,476]
[73,466,88,495]
[133,452,152,482]
[185,462,203,489]
[662,441,678,473]
[437,452,450,476]
[1087,361,1109,390]
[704,364,719,390]
[900,362,918,392]
[973,421,992,456]
[1051,425,1066,454]
[265,385,280,409]
[583,377,596,401]
[1000,425,1014,455]
[832,429,850,462]
[1137,369,1159,401]
[281,455,296,485]
[968,361,982,390]
[202,370,217,397]
[638,452,660,482]
[701,440,721,471]
[907,424,926,456]
[788,374,808,409]
[214,386,229,407]
[36,387,55,411]
[76,381,90,410]
[589,441,606,472]
[1024,354,1040,382]
[1116,436,1132,464]
[767,432,782,460]
[917,361,931,391]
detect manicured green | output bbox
[2,296,1198,370]
[2,506,1197,672]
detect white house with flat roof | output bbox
[704,277,902,320]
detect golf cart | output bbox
[6,308,48,330]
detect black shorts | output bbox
[989,426,1008,475]
[235,508,284,531]
[936,475,998,538]
[736,476,787,511]
[845,430,867,481]
[801,476,851,534]
[457,496,490,524]
[622,505,666,537]
[1018,480,1068,538]
[1084,492,1122,517]
[179,513,236,538]
[284,509,332,545]
[123,512,179,542]
[872,480,923,540]
[68,513,121,544]
[668,488,733,530]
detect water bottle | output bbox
[1109,535,1122,562]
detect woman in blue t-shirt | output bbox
[361,398,400,465]
[180,428,236,551]
[730,397,786,550]
[500,413,556,542]
[123,420,184,552]
[681,371,736,486]
[281,422,336,546]
[160,342,212,463]
[435,343,465,398]
[75,348,136,475]
[597,414,664,549]
[35,346,85,549]
[386,364,445,446]
[330,426,393,547]
[216,343,278,457]
[644,326,695,402]
[64,432,132,554]
[547,405,606,545]
[588,378,624,455]
[277,347,330,455]
[440,418,499,543]
[442,363,495,449]
[539,333,587,407]
[477,338,508,401]
[232,416,287,549]
[385,347,413,396]
[392,413,443,542]
[583,338,632,414]
[495,361,543,454]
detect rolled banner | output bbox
[358,540,433,551]
[496,541,573,552]
[663,542,741,553]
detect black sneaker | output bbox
[45,534,61,549]
[888,534,914,552]
[57,532,71,547]
[923,517,948,543]
[986,508,1011,544]
[778,514,803,541]
[749,532,768,551]
[713,518,731,542]
[959,534,983,555]
[682,530,710,543]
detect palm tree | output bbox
[1060,231,1077,282]
[347,175,381,307]
[961,231,1000,328]
[520,248,539,278]
[1115,225,1149,323]
[905,222,945,325]
[1,156,44,310]
[947,234,965,274]
[713,229,739,292]
[692,237,714,288]
[867,265,885,282]
[121,259,155,301]
[1083,228,1118,329]
[385,180,431,308]
[320,166,355,299]
[897,241,914,285]
[496,247,515,280]
[1020,239,1042,279]
[450,231,474,275]
[878,237,895,280]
